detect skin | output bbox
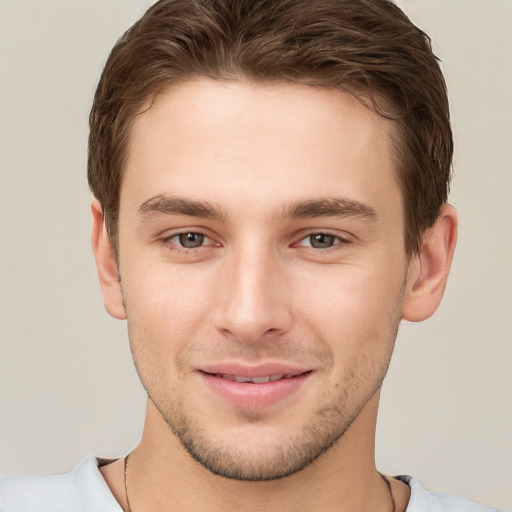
[93,79,457,512]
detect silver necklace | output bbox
[123,454,396,512]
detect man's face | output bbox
[116,80,409,480]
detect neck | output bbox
[117,393,408,512]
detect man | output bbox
[0,0,502,511]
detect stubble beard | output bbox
[135,331,399,482]
[150,376,385,481]
[125,280,405,482]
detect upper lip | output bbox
[198,362,311,379]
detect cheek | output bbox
[296,263,405,345]
[298,269,403,398]
[122,267,214,398]
[122,262,213,355]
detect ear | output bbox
[91,198,126,320]
[401,204,458,322]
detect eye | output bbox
[167,232,212,249]
[298,233,347,249]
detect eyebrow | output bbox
[278,197,378,221]
[138,194,377,223]
[138,194,226,221]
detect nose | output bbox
[212,246,293,343]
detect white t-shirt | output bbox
[0,457,503,511]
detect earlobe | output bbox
[91,198,126,320]
[401,204,458,322]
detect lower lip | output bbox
[198,372,311,409]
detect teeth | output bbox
[217,373,235,381]
[217,373,290,383]
[234,375,252,383]
[250,376,268,383]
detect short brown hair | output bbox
[88,0,452,256]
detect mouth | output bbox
[205,372,309,383]
[197,367,312,409]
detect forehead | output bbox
[122,79,401,223]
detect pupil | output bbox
[311,234,335,249]
[179,233,204,248]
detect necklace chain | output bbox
[123,454,396,512]
[124,455,133,512]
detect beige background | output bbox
[0,0,510,509]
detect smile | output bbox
[213,373,301,383]
[199,369,312,409]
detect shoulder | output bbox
[0,472,81,512]
[0,457,122,512]
[400,475,505,512]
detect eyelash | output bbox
[160,231,216,252]
[294,232,351,250]
[159,230,351,253]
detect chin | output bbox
[154,395,361,481]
